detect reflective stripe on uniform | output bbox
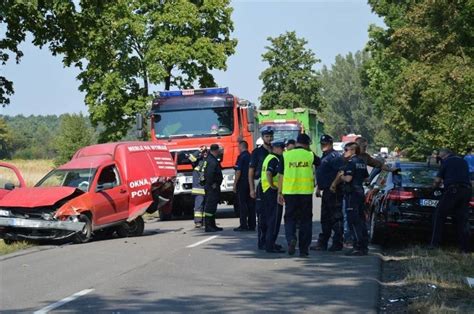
[204,212,214,217]
[191,188,205,195]
[282,149,315,195]
[194,212,204,218]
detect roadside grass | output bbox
[0,240,32,255]
[10,159,54,186]
[383,246,474,312]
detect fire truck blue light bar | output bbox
[159,87,228,97]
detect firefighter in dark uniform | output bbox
[311,135,345,251]
[431,148,472,253]
[331,142,369,256]
[249,126,274,249]
[261,139,286,253]
[233,140,255,231]
[188,146,208,228]
[203,144,224,232]
[277,133,320,257]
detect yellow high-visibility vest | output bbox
[261,154,279,193]
[282,148,315,195]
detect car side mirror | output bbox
[4,183,15,190]
[96,182,115,192]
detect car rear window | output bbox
[395,166,438,187]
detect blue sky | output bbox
[1,0,383,116]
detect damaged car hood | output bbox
[0,187,83,208]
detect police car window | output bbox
[376,171,388,188]
[98,165,120,187]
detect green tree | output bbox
[320,51,388,148]
[70,0,237,141]
[54,113,94,165]
[0,118,13,158]
[259,31,323,110]
[0,0,78,106]
[365,1,474,158]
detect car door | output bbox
[91,164,129,226]
[0,162,26,200]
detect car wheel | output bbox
[115,223,130,238]
[369,211,385,245]
[73,214,93,244]
[127,216,145,237]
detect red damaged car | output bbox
[0,142,176,243]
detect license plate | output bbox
[420,199,439,207]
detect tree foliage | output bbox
[0,118,13,159]
[259,31,323,110]
[53,113,94,165]
[0,0,79,106]
[320,51,390,147]
[365,0,474,158]
[1,1,237,141]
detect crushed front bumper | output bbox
[0,217,85,240]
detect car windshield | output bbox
[395,166,438,187]
[154,107,233,138]
[36,169,96,192]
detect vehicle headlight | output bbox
[0,209,11,217]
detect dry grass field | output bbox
[6,159,55,186]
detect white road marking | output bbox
[34,289,94,314]
[186,235,219,248]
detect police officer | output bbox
[188,146,208,228]
[233,140,255,231]
[277,133,320,257]
[286,139,296,151]
[431,148,471,253]
[331,142,369,256]
[261,139,286,253]
[249,126,274,249]
[311,135,345,251]
[203,144,224,232]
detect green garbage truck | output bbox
[257,108,324,155]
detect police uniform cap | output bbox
[210,144,220,151]
[320,134,333,144]
[297,133,311,145]
[271,139,286,148]
[260,125,274,136]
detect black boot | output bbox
[205,217,219,232]
[211,217,223,231]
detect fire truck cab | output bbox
[148,87,257,216]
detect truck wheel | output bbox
[127,216,145,237]
[73,214,93,244]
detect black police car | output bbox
[365,162,474,244]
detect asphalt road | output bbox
[0,198,381,313]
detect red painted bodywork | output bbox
[0,162,26,199]
[150,92,255,174]
[1,142,176,230]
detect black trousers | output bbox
[255,184,266,249]
[344,189,368,251]
[284,194,313,253]
[204,186,220,218]
[318,189,343,247]
[237,183,256,229]
[262,188,283,250]
[431,185,471,252]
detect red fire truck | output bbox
[142,87,257,216]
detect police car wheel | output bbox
[127,216,145,237]
[73,214,93,244]
[369,211,384,245]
